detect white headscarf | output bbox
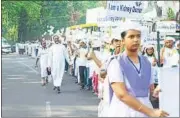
[164,37,175,42]
[145,44,155,49]
[175,41,179,49]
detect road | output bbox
[2,54,99,117]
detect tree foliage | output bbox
[167,7,175,20]
[2,1,103,42]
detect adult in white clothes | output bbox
[160,37,179,68]
[28,43,32,56]
[107,21,169,117]
[31,42,36,58]
[35,40,49,86]
[48,35,71,94]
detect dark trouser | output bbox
[87,77,92,89]
[79,66,87,88]
[73,57,77,76]
[150,83,159,108]
[35,49,38,57]
[19,49,24,55]
[65,60,69,71]
[85,67,90,87]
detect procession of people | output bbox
[14,19,179,117]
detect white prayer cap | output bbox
[66,35,72,41]
[119,21,143,34]
[111,33,122,41]
[104,36,111,44]
[110,28,122,41]
[92,40,102,48]
[164,37,175,42]
[145,44,155,49]
[101,33,111,44]
[175,41,180,48]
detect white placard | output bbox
[142,32,164,45]
[156,21,178,33]
[159,67,179,117]
[106,1,144,19]
[86,7,104,24]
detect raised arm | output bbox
[88,50,102,68]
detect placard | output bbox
[106,1,144,19]
[159,67,179,117]
[156,21,179,33]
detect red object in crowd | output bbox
[92,71,98,95]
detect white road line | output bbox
[18,61,39,74]
[46,101,52,117]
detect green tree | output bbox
[167,7,175,20]
[2,1,103,42]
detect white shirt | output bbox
[163,47,179,68]
[78,48,88,66]
[18,43,24,49]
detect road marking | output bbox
[46,101,52,117]
[18,61,39,74]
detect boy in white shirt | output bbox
[78,40,88,89]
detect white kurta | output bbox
[145,55,159,84]
[48,44,70,87]
[75,57,81,83]
[16,43,19,54]
[38,48,49,78]
[31,44,36,58]
[28,44,32,55]
[163,48,179,68]
[107,59,153,117]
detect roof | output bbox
[69,23,98,29]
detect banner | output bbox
[142,32,164,45]
[159,67,179,117]
[106,1,144,19]
[156,21,180,33]
[86,7,125,26]
[86,7,104,24]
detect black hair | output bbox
[121,31,127,39]
[146,47,155,57]
[93,47,100,51]
[53,35,59,39]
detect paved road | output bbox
[2,54,99,117]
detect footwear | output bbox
[46,79,49,84]
[80,86,84,90]
[42,83,46,86]
[85,86,90,90]
[80,87,84,90]
[53,86,57,90]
